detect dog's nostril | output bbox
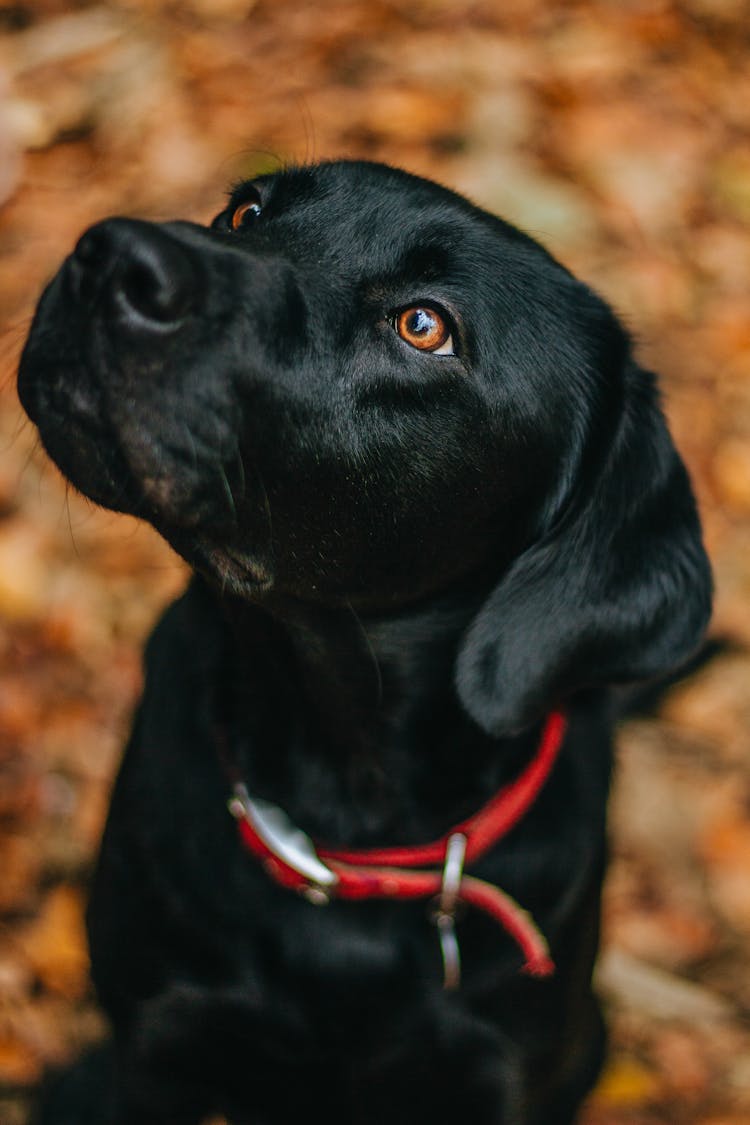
[69,218,195,328]
[120,258,189,323]
[68,226,112,303]
[74,228,104,268]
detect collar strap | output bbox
[227,711,566,986]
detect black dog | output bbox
[18,161,711,1125]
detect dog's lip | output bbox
[195,540,274,593]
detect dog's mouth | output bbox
[21,370,277,594]
[21,362,241,531]
[18,291,280,599]
[189,540,274,596]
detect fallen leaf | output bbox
[0,1036,41,1086]
[589,1055,661,1107]
[15,885,90,999]
[713,439,750,514]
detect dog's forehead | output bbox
[249,161,494,269]
[220,161,571,326]
[260,160,471,219]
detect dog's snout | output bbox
[71,218,195,327]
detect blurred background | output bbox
[1,1,749,1122]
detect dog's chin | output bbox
[32,415,140,518]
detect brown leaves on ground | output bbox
[1,2,750,1123]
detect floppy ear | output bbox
[456,363,712,736]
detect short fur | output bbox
[19,161,711,1125]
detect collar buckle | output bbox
[433,832,467,990]
[229,783,339,890]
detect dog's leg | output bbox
[107,990,225,1125]
[107,982,305,1125]
[531,995,606,1125]
[350,999,527,1125]
[31,1034,211,1125]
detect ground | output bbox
[1,2,750,1122]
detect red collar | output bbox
[226,711,566,988]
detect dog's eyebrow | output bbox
[363,242,456,298]
[398,242,454,281]
[360,241,460,309]
[227,180,263,207]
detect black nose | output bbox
[70,218,195,326]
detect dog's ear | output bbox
[456,362,712,736]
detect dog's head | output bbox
[18,160,711,732]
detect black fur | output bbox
[18,161,711,1124]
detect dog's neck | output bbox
[225,585,484,744]
[213,582,538,846]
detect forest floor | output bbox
[1,2,750,1122]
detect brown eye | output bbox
[231,196,262,230]
[395,306,454,355]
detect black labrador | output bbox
[18,161,711,1125]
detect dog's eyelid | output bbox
[227,179,264,205]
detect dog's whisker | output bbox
[20,431,43,481]
[345,598,383,710]
[232,447,246,504]
[0,315,33,391]
[249,456,274,558]
[217,461,237,526]
[63,484,82,559]
[295,93,317,169]
[0,409,33,455]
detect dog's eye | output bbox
[231,195,262,230]
[394,307,454,355]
